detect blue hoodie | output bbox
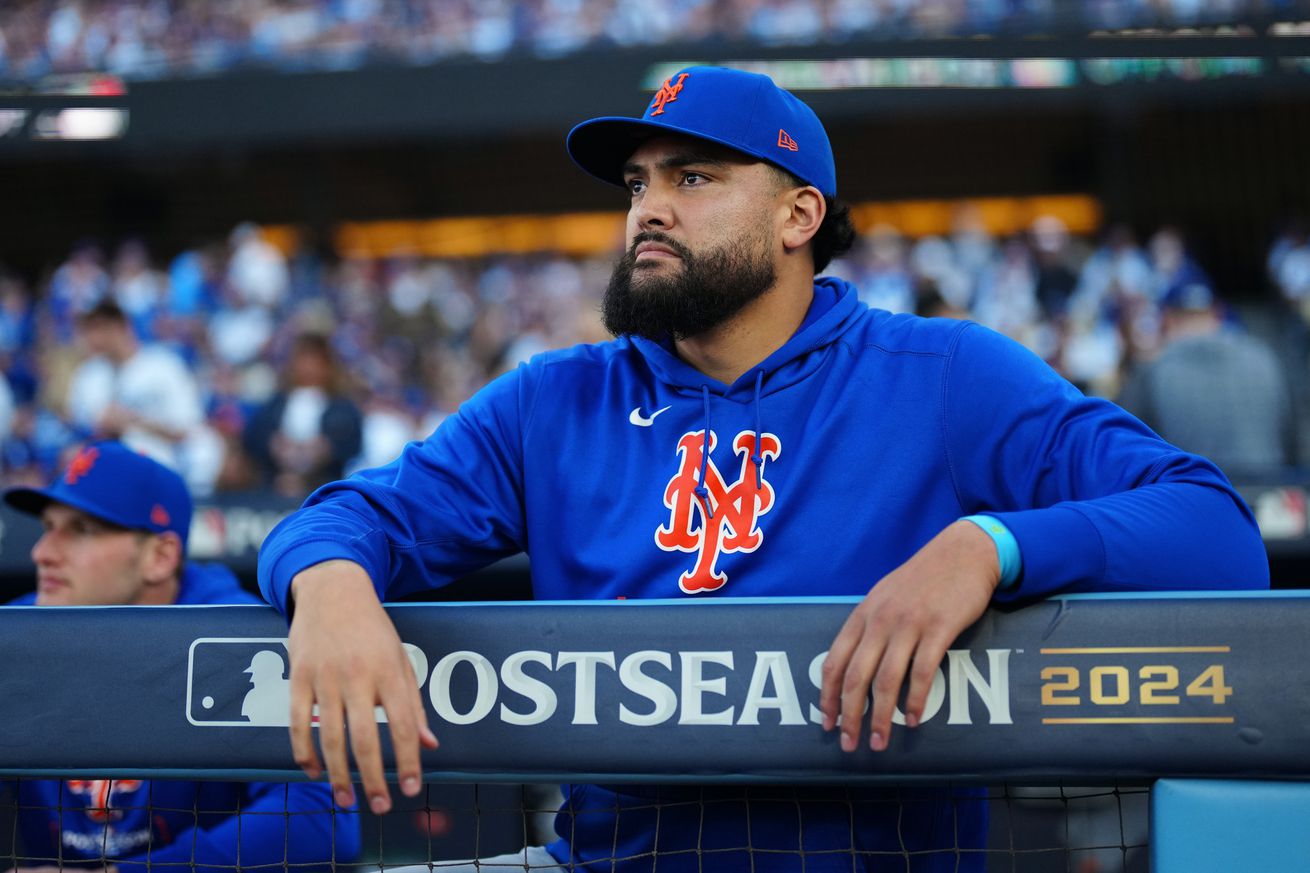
[259,278,1268,871]
[11,563,361,872]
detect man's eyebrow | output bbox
[622,152,733,177]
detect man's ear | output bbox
[141,532,184,587]
[779,186,826,253]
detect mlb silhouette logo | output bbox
[186,638,295,726]
[186,638,430,727]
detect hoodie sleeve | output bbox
[115,781,360,873]
[942,322,1269,601]
[258,364,531,613]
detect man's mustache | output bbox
[628,232,694,261]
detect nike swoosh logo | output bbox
[629,405,672,427]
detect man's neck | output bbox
[674,277,814,385]
[137,576,181,605]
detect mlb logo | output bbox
[186,638,295,726]
[186,638,430,727]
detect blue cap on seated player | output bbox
[3,440,192,548]
[566,65,837,198]
[1161,278,1217,312]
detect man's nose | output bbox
[633,184,674,231]
[31,531,55,564]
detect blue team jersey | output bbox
[259,277,1267,871]
[11,563,361,872]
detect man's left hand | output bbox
[818,519,1002,752]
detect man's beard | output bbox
[602,230,776,341]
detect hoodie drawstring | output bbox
[694,373,766,519]
[751,369,764,489]
[695,385,714,519]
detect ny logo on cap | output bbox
[649,73,690,117]
[64,446,100,485]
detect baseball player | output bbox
[2,441,360,873]
[257,67,1268,871]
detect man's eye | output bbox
[626,179,646,195]
[682,173,705,186]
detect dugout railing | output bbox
[0,594,1306,871]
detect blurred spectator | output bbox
[950,203,998,279]
[0,273,37,360]
[110,238,168,340]
[1061,223,1155,395]
[1069,223,1153,324]
[0,273,40,426]
[840,225,916,315]
[1269,218,1310,322]
[1030,215,1080,320]
[1118,281,1292,477]
[972,234,1042,347]
[1267,218,1310,402]
[1118,226,1213,371]
[208,226,288,368]
[1059,315,1124,397]
[910,235,972,310]
[168,245,221,318]
[0,401,74,487]
[208,279,276,367]
[202,359,262,492]
[353,390,420,473]
[227,223,290,309]
[1268,216,1310,385]
[0,372,12,442]
[745,0,826,44]
[243,331,363,497]
[1148,226,1207,293]
[63,299,222,494]
[604,0,696,46]
[45,241,109,342]
[915,281,970,320]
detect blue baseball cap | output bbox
[567,66,837,197]
[1161,279,1217,311]
[3,441,192,548]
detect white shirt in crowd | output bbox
[66,344,223,494]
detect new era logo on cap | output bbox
[778,129,799,151]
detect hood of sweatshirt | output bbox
[626,275,864,402]
[175,562,260,605]
[622,276,865,514]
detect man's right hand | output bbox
[287,560,438,814]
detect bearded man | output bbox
[255,66,1267,872]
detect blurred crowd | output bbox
[0,223,612,496]
[1,211,1306,499]
[3,0,1306,83]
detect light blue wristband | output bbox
[961,515,1022,589]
